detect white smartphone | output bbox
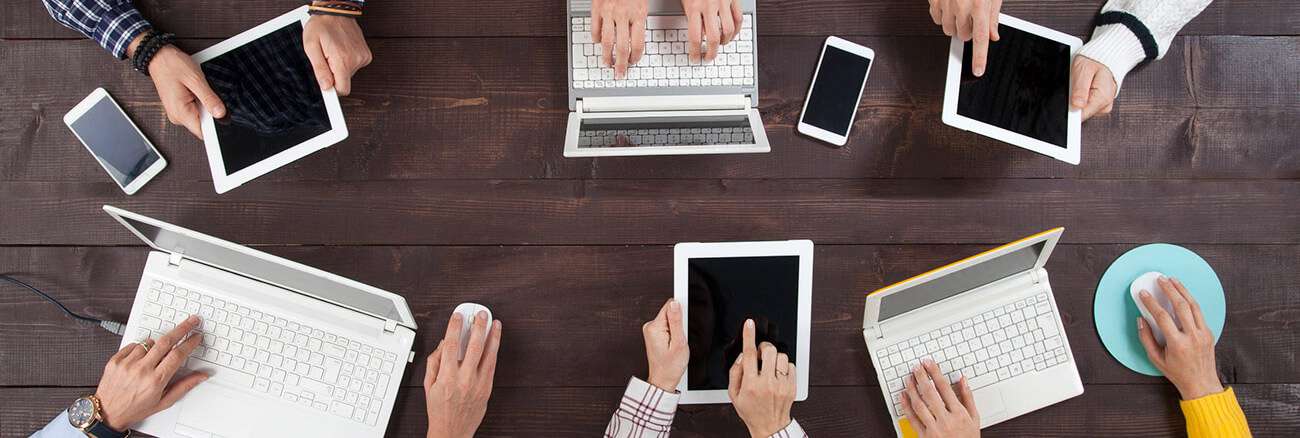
[797,36,875,146]
[63,88,166,194]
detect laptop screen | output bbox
[878,242,1045,321]
[116,214,406,324]
[578,114,754,148]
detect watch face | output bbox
[68,397,95,428]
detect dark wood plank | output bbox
[7,0,1300,39]
[2,179,1297,246]
[5,37,1297,182]
[4,245,1296,388]
[5,385,1299,437]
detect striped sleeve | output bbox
[767,419,808,438]
[605,377,679,438]
[40,0,153,59]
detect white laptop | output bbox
[105,205,417,438]
[564,0,770,157]
[862,228,1082,436]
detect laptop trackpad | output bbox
[973,387,1007,423]
[175,385,258,437]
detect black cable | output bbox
[0,274,126,335]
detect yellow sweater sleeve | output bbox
[1180,387,1252,438]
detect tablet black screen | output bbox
[201,21,331,174]
[687,256,799,391]
[957,24,1071,147]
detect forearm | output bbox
[1077,0,1214,91]
[605,377,679,438]
[1180,387,1252,438]
[40,0,153,59]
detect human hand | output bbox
[95,315,208,431]
[141,44,226,138]
[303,15,372,96]
[642,299,689,391]
[1069,55,1118,121]
[681,0,744,62]
[1136,276,1224,400]
[592,0,648,78]
[928,0,1002,76]
[425,311,502,438]
[727,319,796,438]
[900,359,979,438]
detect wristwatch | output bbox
[67,395,130,438]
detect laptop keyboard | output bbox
[131,279,398,427]
[875,292,1068,416]
[571,15,755,89]
[579,126,755,148]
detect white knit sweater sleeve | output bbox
[1076,0,1214,93]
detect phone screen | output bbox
[802,45,872,135]
[68,97,160,187]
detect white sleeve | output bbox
[31,411,86,438]
[1077,0,1214,93]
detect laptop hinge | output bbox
[383,319,398,333]
[580,94,748,113]
[1030,268,1044,285]
[167,251,185,267]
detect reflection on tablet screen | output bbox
[957,25,1071,148]
[687,256,799,391]
[201,21,331,174]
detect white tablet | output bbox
[942,14,1082,165]
[673,240,813,404]
[193,6,347,193]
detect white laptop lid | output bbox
[864,228,1063,329]
[103,205,416,329]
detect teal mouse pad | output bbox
[1094,244,1225,376]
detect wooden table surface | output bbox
[2,0,1298,436]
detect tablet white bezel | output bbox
[192,6,348,194]
[63,87,168,195]
[797,36,875,147]
[941,14,1082,165]
[673,240,813,404]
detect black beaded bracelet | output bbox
[131,31,175,76]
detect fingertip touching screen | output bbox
[956,25,1071,147]
[802,46,872,135]
[687,256,800,390]
[68,98,159,187]
[201,21,331,175]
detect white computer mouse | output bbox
[1130,271,1180,345]
[452,302,493,361]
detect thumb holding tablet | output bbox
[1069,55,1117,121]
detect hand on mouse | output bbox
[728,319,797,438]
[1136,276,1224,400]
[1069,55,1117,121]
[425,311,502,438]
[927,0,1002,76]
[643,299,689,391]
[899,359,980,438]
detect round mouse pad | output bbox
[1094,244,1225,376]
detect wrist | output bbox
[746,417,791,438]
[1176,378,1225,401]
[92,392,129,432]
[646,373,679,392]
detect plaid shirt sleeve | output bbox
[605,377,679,437]
[41,0,153,59]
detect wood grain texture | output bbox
[1,179,1298,246]
[6,0,1300,39]
[4,385,1299,438]
[5,37,1299,182]
[3,245,1297,388]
